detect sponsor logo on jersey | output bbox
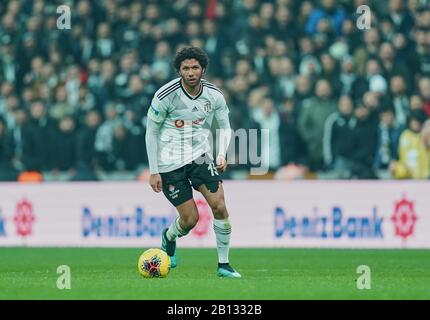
[192,106,198,112]
[173,118,205,127]
[192,118,205,125]
[175,120,185,128]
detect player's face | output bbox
[179,59,204,87]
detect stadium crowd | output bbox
[1,0,430,181]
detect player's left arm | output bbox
[214,94,232,172]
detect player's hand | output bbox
[216,155,227,172]
[149,174,162,193]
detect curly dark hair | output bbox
[173,46,209,72]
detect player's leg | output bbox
[160,168,198,268]
[162,199,199,268]
[165,198,199,242]
[198,182,241,278]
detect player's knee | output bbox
[183,213,199,229]
[212,201,228,219]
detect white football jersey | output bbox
[147,78,229,173]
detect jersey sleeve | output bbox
[214,94,231,158]
[214,93,230,121]
[147,95,169,123]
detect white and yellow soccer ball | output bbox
[138,248,171,278]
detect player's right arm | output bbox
[145,96,168,193]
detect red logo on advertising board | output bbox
[192,199,212,238]
[391,197,417,240]
[175,120,185,128]
[13,199,36,237]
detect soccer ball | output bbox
[138,248,171,278]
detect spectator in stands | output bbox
[279,99,307,167]
[28,100,57,171]
[339,55,357,97]
[354,59,388,101]
[3,95,20,131]
[293,75,313,112]
[91,59,117,110]
[320,53,341,98]
[0,117,17,181]
[407,27,430,79]
[122,109,147,170]
[390,110,430,179]
[270,57,296,102]
[323,95,357,178]
[53,116,76,172]
[251,97,281,171]
[93,22,115,60]
[421,118,430,150]
[110,123,129,171]
[340,18,361,53]
[387,75,410,127]
[298,79,337,171]
[379,42,410,83]
[386,0,415,34]
[0,37,16,84]
[409,94,424,112]
[374,107,404,173]
[202,19,223,75]
[76,110,101,170]
[50,85,73,121]
[297,1,315,32]
[350,103,378,179]
[95,104,122,172]
[353,28,381,76]
[122,74,150,118]
[306,0,346,37]
[418,77,430,117]
[11,108,44,172]
[273,5,298,40]
[0,82,15,120]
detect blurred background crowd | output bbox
[1,0,430,181]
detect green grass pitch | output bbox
[0,248,429,299]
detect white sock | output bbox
[166,217,188,241]
[213,218,231,264]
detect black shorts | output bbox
[160,154,222,207]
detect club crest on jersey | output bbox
[175,120,185,128]
[203,102,212,113]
